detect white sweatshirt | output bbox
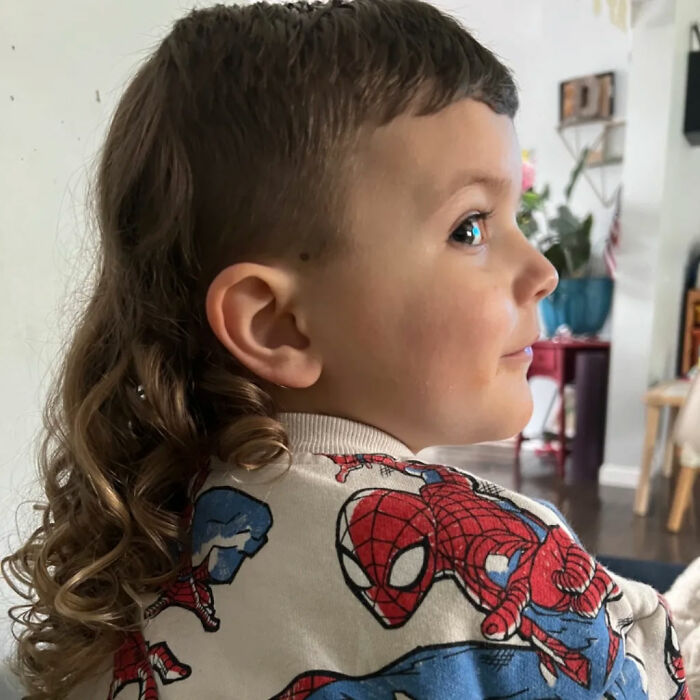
[71,412,690,700]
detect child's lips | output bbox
[502,334,539,360]
[501,346,534,361]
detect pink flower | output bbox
[522,159,536,193]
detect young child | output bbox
[2,0,689,698]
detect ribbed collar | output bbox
[277,412,417,458]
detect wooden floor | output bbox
[422,442,700,566]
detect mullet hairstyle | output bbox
[1,1,517,696]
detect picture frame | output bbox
[559,71,615,125]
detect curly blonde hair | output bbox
[1,1,517,697]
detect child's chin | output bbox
[491,397,534,441]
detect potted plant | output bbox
[518,149,614,337]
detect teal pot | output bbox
[540,277,614,336]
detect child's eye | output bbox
[449,211,493,247]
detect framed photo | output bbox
[559,72,615,125]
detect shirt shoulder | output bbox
[68,450,682,699]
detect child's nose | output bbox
[534,254,559,301]
[514,245,559,305]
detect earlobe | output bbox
[204,263,322,389]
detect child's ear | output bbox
[205,263,322,389]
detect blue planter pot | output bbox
[540,277,613,336]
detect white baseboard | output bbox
[599,463,640,489]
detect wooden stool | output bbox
[633,380,693,532]
[667,444,699,532]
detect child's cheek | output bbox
[403,283,512,390]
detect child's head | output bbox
[207,95,557,453]
[2,1,555,696]
[200,6,558,453]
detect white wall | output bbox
[651,0,700,378]
[0,0,643,671]
[0,0,209,675]
[601,0,700,486]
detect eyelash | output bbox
[449,210,494,248]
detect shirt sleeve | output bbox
[532,497,691,699]
[622,590,690,699]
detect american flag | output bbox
[604,187,622,277]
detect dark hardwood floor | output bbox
[421,442,700,565]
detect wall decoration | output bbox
[559,72,615,126]
[593,0,629,31]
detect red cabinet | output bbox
[516,339,610,478]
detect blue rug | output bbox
[597,555,686,593]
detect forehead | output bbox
[355,98,520,217]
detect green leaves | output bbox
[564,147,590,203]
[516,184,550,239]
[543,242,567,277]
[516,210,539,238]
[521,185,550,212]
[548,206,592,278]
[517,152,593,278]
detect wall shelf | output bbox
[586,157,624,169]
[556,119,625,206]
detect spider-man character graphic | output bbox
[658,594,690,700]
[332,453,620,683]
[104,451,686,700]
[273,639,651,700]
[107,633,191,700]
[107,463,273,699]
[273,452,625,699]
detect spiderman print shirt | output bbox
[71,412,689,700]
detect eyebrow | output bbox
[417,169,513,220]
[440,170,512,200]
